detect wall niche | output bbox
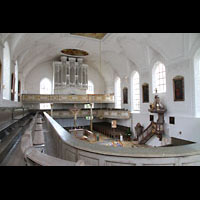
[123,87,128,104]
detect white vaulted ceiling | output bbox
[0,33,200,88]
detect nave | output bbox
[1,33,200,166]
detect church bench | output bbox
[0,112,32,143]
[36,118,43,124]
[0,113,31,133]
[0,126,24,162]
[21,132,33,154]
[33,131,45,146]
[21,112,86,166]
[93,122,130,140]
[20,117,32,127]
[35,124,43,131]
[0,120,18,134]
[21,113,40,153]
[24,147,85,166]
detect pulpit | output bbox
[149,95,167,141]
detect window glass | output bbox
[153,62,166,93]
[132,72,140,112]
[40,78,52,110]
[115,77,121,109]
[3,41,11,100]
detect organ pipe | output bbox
[53,56,88,90]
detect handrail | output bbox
[24,147,85,166]
[137,122,153,138]
[21,112,85,166]
[138,122,154,144]
[43,111,200,164]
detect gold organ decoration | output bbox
[22,94,115,104]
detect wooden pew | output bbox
[33,131,45,146]
[35,124,43,131]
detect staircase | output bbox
[137,122,155,145]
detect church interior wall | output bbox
[0,43,21,108]
[24,61,53,94]
[117,55,200,144]
[1,33,200,148]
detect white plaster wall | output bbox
[87,65,105,94]
[0,41,22,108]
[2,33,200,146]
[24,61,53,94]
[116,55,200,144]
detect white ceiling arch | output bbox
[1,33,199,89]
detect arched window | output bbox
[115,76,121,109]
[40,78,52,110]
[153,62,166,93]
[3,41,11,100]
[132,71,140,112]
[14,61,18,102]
[194,48,200,117]
[86,80,94,94]
[85,80,94,108]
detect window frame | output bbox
[40,78,52,110]
[131,71,140,113]
[2,41,11,100]
[86,80,94,95]
[114,76,121,109]
[152,61,166,94]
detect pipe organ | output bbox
[53,56,88,94]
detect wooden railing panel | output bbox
[22,94,115,104]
